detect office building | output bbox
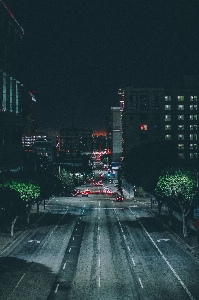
[0,1,24,170]
[121,79,199,162]
[57,128,93,156]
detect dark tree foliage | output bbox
[0,187,26,227]
[123,141,179,192]
[16,170,63,198]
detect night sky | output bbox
[12,0,199,132]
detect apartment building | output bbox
[122,82,199,162]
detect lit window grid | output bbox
[178,96,184,101]
[165,115,171,121]
[165,96,171,101]
[165,125,171,130]
[190,105,198,110]
[190,125,197,130]
[178,125,184,130]
[190,96,197,102]
[165,135,171,140]
[190,144,197,150]
[190,115,198,120]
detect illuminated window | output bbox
[190,115,197,121]
[165,125,171,130]
[165,96,171,101]
[165,134,171,140]
[178,144,184,150]
[178,115,184,120]
[190,96,197,102]
[178,96,184,101]
[190,105,198,110]
[178,105,184,110]
[165,115,171,121]
[178,153,184,159]
[140,124,148,130]
[190,144,197,149]
[178,125,184,130]
[190,153,198,159]
[178,134,184,140]
[190,134,197,140]
[190,125,197,131]
[165,105,171,110]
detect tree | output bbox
[57,169,75,196]
[0,180,40,223]
[154,168,196,237]
[0,187,26,236]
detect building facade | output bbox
[0,1,24,170]
[122,84,199,162]
[106,107,123,164]
[57,128,93,156]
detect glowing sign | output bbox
[140,124,148,130]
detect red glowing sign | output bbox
[140,124,148,130]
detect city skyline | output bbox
[11,0,199,132]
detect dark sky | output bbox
[12,0,199,132]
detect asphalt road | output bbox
[1,186,199,299]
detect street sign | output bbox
[193,220,199,230]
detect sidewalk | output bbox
[0,201,46,255]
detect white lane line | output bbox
[127,246,130,251]
[138,278,143,288]
[123,235,126,240]
[98,258,101,267]
[98,226,100,231]
[55,284,59,293]
[69,248,71,252]
[99,202,100,207]
[63,263,66,269]
[7,273,25,299]
[132,257,136,266]
[129,207,196,300]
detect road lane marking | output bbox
[55,284,59,293]
[157,239,170,242]
[127,246,130,251]
[138,278,143,288]
[7,273,25,299]
[63,263,66,269]
[129,207,196,300]
[132,258,136,266]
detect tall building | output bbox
[122,79,199,162]
[57,128,93,156]
[0,1,24,170]
[106,107,123,164]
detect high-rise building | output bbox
[57,128,93,156]
[121,79,199,162]
[0,1,24,170]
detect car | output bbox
[116,195,124,202]
[82,192,88,197]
